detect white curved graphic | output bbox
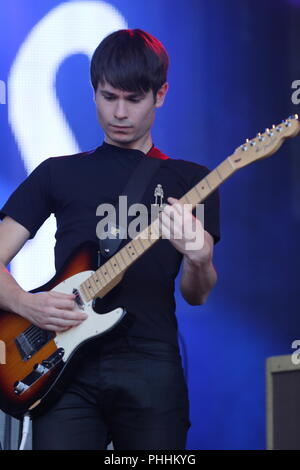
[8,1,127,290]
[0,80,6,105]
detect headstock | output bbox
[230,115,300,169]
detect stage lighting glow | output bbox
[7,1,127,290]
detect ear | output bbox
[155,82,169,108]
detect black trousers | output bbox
[32,335,191,450]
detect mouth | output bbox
[110,125,132,130]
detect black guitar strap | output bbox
[98,155,163,261]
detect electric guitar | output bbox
[0,115,299,419]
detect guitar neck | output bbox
[79,155,237,302]
[79,114,300,302]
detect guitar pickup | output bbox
[15,327,55,361]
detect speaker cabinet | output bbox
[266,354,300,450]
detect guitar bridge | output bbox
[14,348,64,395]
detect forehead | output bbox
[98,81,146,97]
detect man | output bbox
[0,29,220,449]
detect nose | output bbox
[114,99,128,120]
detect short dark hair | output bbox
[90,29,169,98]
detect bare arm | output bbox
[0,216,31,313]
[0,216,87,331]
[180,231,217,305]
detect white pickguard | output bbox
[51,271,125,362]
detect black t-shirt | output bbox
[0,142,220,346]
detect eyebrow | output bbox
[99,90,144,98]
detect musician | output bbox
[0,29,220,449]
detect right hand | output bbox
[16,290,88,332]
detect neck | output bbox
[104,134,153,154]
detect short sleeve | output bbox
[190,164,221,245]
[0,159,53,239]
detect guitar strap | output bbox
[98,154,163,262]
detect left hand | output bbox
[160,197,213,264]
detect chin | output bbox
[108,133,134,146]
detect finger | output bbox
[166,197,184,215]
[50,291,75,299]
[163,203,181,219]
[46,316,85,328]
[50,308,88,321]
[44,323,73,333]
[160,211,182,236]
[50,297,77,310]
[43,323,70,332]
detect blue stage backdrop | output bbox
[0,0,300,450]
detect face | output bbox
[94,80,168,151]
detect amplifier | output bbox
[266,354,300,450]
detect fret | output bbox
[95,268,107,287]
[148,220,160,240]
[214,166,223,182]
[139,226,150,241]
[195,179,210,198]
[120,246,131,265]
[181,188,198,207]
[79,283,89,302]
[217,159,235,180]
[141,226,151,241]
[137,235,148,251]
[125,244,138,260]
[107,258,119,276]
[89,275,98,293]
[93,271,103,287]
[194,184,204,203]
[181,192,192,205]
[92,272,101,289]
[115,251,126,270]
[132,238,143,255]
[110,255,121,273]
[208,170,220,188]
[99,264,112,282]
[84,280,96,299]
